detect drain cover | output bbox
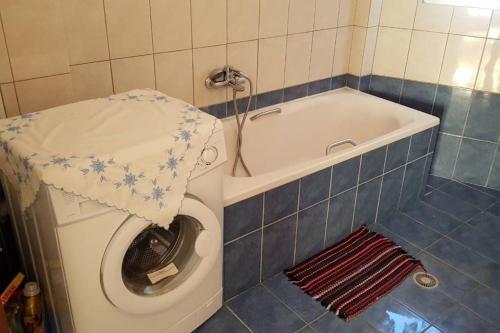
[413,272,439,289]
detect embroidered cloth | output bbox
[0,89,218,226]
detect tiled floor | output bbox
[196,176,500,333]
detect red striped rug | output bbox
[284,226,424,320]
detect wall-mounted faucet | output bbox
[205,66,249,92]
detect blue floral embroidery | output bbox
[90,159,106,173]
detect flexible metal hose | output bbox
[231,76,253,177]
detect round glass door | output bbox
[121,215,202,296]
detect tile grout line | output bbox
[349,155,362,232]
[225,305,255,333]
[292,180,301,264]
[322,166,334,248]
[374,145,389,224]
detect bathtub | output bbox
[222,87,440,206]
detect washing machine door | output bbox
[100,197,221,314]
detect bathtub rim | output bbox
[222,88,440,206]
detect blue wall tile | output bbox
[432,85,472,135]
[353,176,382,229]
[227,96,256,116]
[488,147,500,189]
[325,188,356,246]
[360,75,371,92]
[431,133,460,179]
[331,156,360,195]
[309,78,331,95]
[346,74,360,89]
[262,215,297,279]
[296,201,328,262]
[264,180,299,224]
[454,138,496,186]
[284,83,308,102]
[359,146,387,183]
[331,74,347,89]
[378,166,405,223]
[369,75,403,103]
[385,137,410,171]
[400,157,427,210]
[299,167,332,209]
[408,129,432,161]
[464,91,500,142]
[256,89,284,109]
[224,194,263,242]
[400,80,437,114]
[201,102,227,119]
[224,230,262,299]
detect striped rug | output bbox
[284,226,424,320]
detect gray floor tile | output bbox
[370,224,422,257]
[435,303,499,333]
[439,181,498,210]
[195,306,250,333]
[403,201,462,235]
[461,285,500,329]
[227,285,306,333]
[423,190,481,222]
[417,252,478,302]
[381,213,442,248]
[390,278,457,323]
[448,224,500,264]
[359,296,430,333]
[312,314,378,333]
[263,274,327,323]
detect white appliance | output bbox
[2,126,226,333]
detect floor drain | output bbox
[413,272,439,289]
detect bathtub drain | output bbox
[413,272,439,289]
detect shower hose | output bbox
[231,75,253,177]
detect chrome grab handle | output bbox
[326,139,357,155]
[250,108,282,121]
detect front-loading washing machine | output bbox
[2,126,226,333]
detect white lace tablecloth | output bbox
[0,89,218,226]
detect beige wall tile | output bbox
[373,27,411,78]
[338,0,357,27]
[155,50,193,104]
[62,0,109,64]
[191,0,227,48]
[310,29,336,81]
[332,26,352,76]
[439,35,485,89]
[314,0,340,30]
[354,0,371,27]
[0,83,19,117]
[259,0,290,38]
[193,45,227,106]
[476,39,500,93]
[490,10,500,39]
[0,24,12,83]
[361,27,378,75]
[111,55,155,93]
[450,7,493,38]
[368,0,383,27]
[151,0,192,52]
[1,0,69,81]
[104,0,153,58]
[228,0,259,43]
[0,93,5,118]
[70,61,113,101]
[15,74,74,114]
[228,41,258,97]
[414,1,453,33]
[285,32,312,87]
[257,36,286,93]
[405,31,447,83]
[380,0,417,29]
[288,0,315,34]
[349,27,367,76]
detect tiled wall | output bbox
[223,126,438,300]
[346,0,500,190]
[0,0,358,118]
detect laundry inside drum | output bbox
[121,215,202,296]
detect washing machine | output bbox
[2,125,226,333]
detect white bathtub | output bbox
[222,87,440,206]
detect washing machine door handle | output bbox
[100,197,222,315]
